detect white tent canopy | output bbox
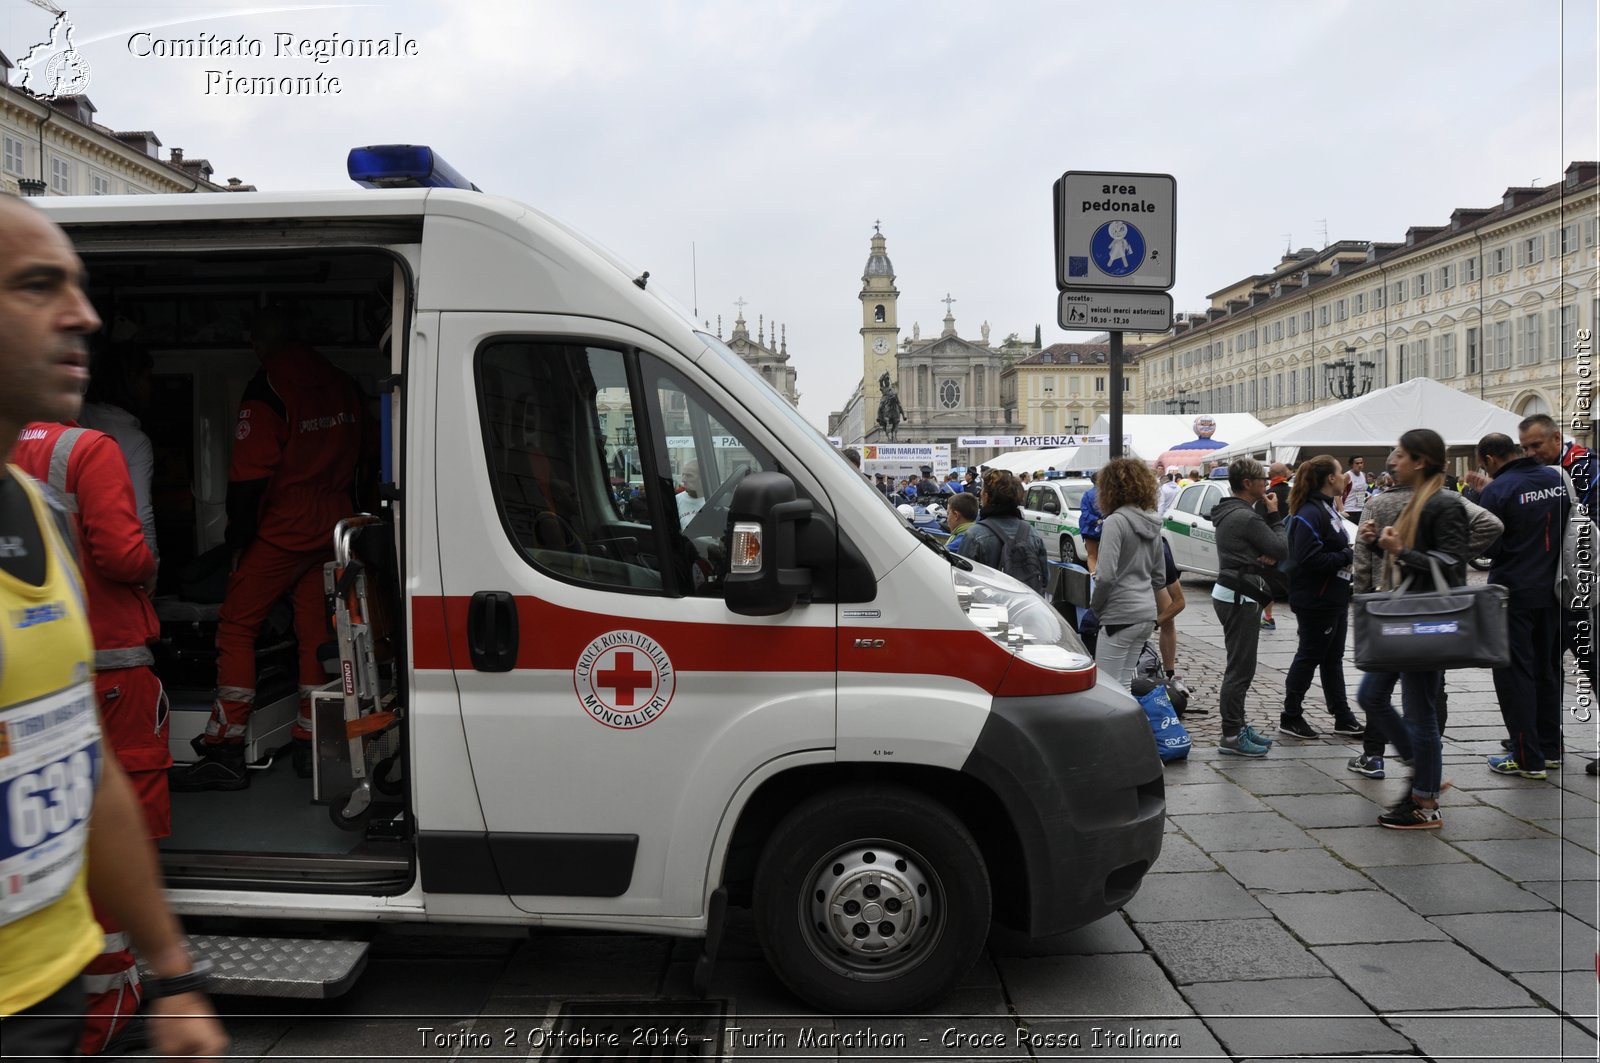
[982,446,1083,474]
[1203,377,1524,466]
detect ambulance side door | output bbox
[430,314,836,919]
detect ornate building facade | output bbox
[1,51,243,195]
[1002,342,1145,435]
[714,307,799,407]
[830,226,1033,447]
[1141,162,1599,424]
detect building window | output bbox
[1287,315,1298,338]
[873,304,885,323]
[1437,262,1455,290]
[49,156,71,194]
[1123,377,1132,392]
[90,172,110,196]
[1273,321,1283,341]
[1094,376,1106,393]
[1414,272,1429,296]
[2,135,23,176]
[1489,246,1510,275]
[1319,306,1330,328]
[1437,333,1457,377]
[1515,234,1543,268]
[1517,313,1541,366]
[938,379,960,409]
[1548,304,1577,354]
[1490,320,1513,369]
[1335,299,1348,322]
[1396,342,1407,383]
[1466,326,1480,374]
[1411,338,1430,379]
[1303,366,1312,401]
[1462,255,1480,282]
[1557,223,1580,256]
[1275,374,1283,407]
[1354,292,1366,315]
[1288,370,1298,405]
[1585,218,1598,247]
[1391,279,1408,304]
[1248,329,1257,349]
[1373,286,1386,310]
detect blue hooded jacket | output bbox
[1477,456,1567,606]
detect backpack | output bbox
[983,519,1048,594]
[1133,677,1191,762]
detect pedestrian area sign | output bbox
[1055,171,1176,291]
[1057,289,1174,332]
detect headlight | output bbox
[952,563,1093,672]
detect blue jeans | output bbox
[1359,670,1444,799]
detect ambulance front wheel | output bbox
[752,785,991,1013]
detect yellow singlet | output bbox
[0,468,103,1016]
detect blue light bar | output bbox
[347,145,480,191]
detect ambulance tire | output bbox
[753,785,990,1013]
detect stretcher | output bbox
[312,515,401,829]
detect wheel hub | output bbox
[805,843,938,970]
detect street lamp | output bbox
[1166,388,1199,414]
[1325,349,1375,400]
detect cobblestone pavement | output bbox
[149,576,1598,1062]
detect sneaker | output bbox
[1347,753,1385,779]
[1331,716,1365,736]
[169,744,249,792]
[1278,716,1321,739]
[290,738,313,779]
[1241,724,1275,746]
[1259,616,1277,631]
[1487,754,1547,780]
[1378,795,1442,830]
[1219,731,1270,757]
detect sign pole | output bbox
[1109,331,1124,459]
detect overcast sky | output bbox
[6,0,1595,429]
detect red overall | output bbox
[11,422,167,1055]
[205,345,363,746]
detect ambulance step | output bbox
[150,934,370,999]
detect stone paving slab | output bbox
[1471,785,1600,819]
[1121,871,1272,923]
[1313,941,1539,1011]
[1259,889,1447,945]
[1212,848,1374,893]
[998,953,1193,1019]
[1209,762,1353,794]
[988,913,1144,958]
[1439,802,1564,840]
[1308,825,1472,867]
[1455,838,1599,881]
[1145,832,1217,873]
[1524,878,1599,928]
[1162,782,1271,815]
[1170,810,1319,852]
[1258,791,1387,829]
[1180,977,1412,1058]
[1137,920,1330,984]
[1363,862,1554,916]
[1541,816,1599,851]
[1512,971,1600,1035]
[1389,1009,1600,1063]
[1430,911,1598,972]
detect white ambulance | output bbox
[39,146,1164,1013]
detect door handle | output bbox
[467,591,518,672]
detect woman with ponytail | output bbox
[1279,455,1362,739]
[1356,429,1469,829]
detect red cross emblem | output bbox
[574,631,675,729]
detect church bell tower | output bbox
[859,223,900,433]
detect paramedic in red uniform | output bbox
[11,419,169,1054]
[171,308,364,792]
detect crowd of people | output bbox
[915,415,1594,834]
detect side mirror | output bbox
[724,472,814,617]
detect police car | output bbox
[1021,478,1092,564]
[1163,479,1359,579]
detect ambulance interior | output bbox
[84,249,411,892]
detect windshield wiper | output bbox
[913,526,972,569]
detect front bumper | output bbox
[960,680,1165,936]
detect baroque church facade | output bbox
[829,226,1031,447]
[712,306,800,407]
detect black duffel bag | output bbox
[1352,554,1510,672]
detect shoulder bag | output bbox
[1352,553,1509,672]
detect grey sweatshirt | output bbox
[1089,507,1164,625]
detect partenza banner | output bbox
[957,434,1112,448]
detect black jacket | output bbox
[1286,493,1353,611]
[1475,456,1566,606]
[1388,488,1469,591]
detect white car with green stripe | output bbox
[1022,479,1092,564]
[1163,480,1359,579]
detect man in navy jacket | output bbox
[1468,432,1568,779]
